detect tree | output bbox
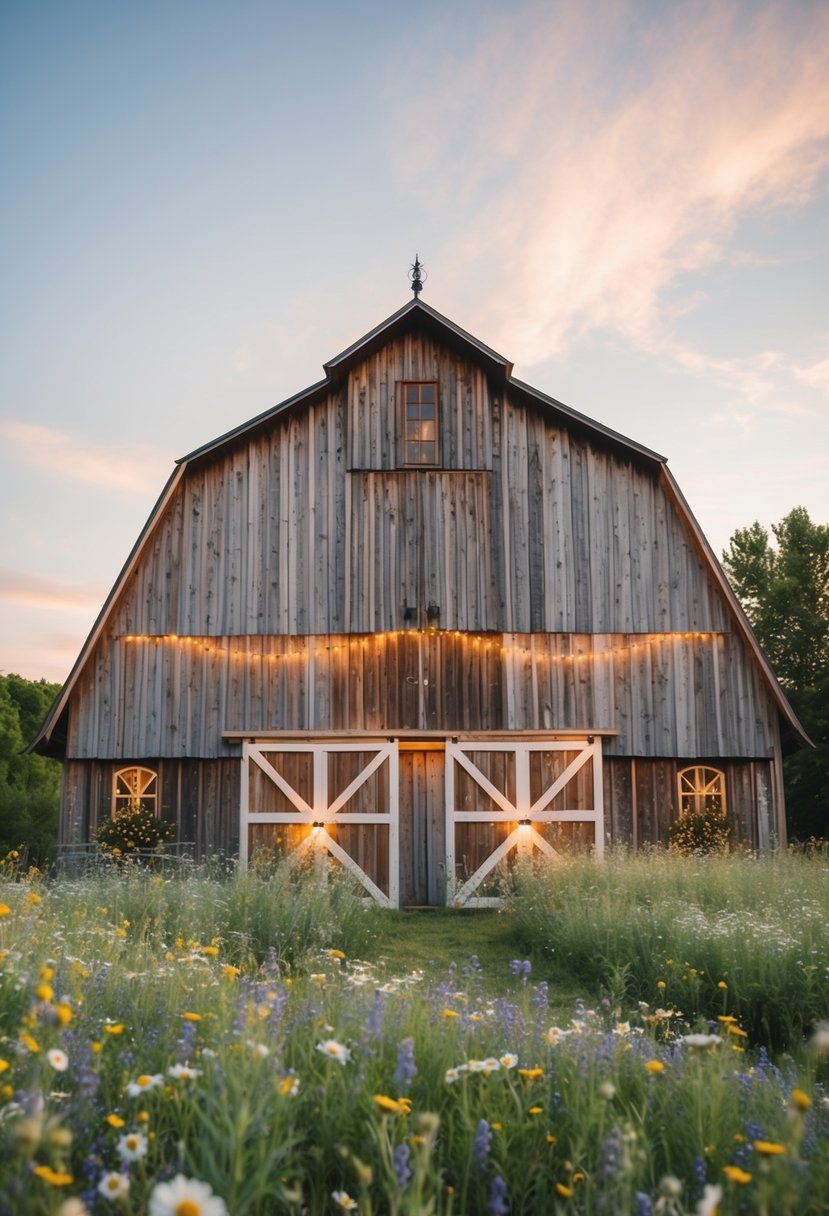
[0,674,62,864]
[722,507,829,839]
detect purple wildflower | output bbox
[394,1036,417,1092]
[473,1118,492,1166]
[488,1174,509,1216]
[393,1142,412,1190]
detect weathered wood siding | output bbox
[65,630,777,760]
[107,335,729,640]
[59,754,778,856]
[602,758,778,850]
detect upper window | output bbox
[677,765,726,817]
[401,381,439,466]
[112,766,158,817]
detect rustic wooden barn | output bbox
[31,292,808,905]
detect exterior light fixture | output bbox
[426,602,440,630]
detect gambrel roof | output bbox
[30,298,809,754]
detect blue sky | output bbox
[2,0,828,681]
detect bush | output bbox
[668,808,732,855]
[95,805,176,856]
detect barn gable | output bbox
[32,297,806,897]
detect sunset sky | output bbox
[2,0,828,683]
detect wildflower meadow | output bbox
[0,848,827,1215]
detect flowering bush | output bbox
[668,808,732,855]
[95,805,176,856]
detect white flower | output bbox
[316,1039,351,1065]
[47,1048,69,1072]
[149,1174,229,1216]
[659,1175,683,1198]
[332,1190,358,1211]
[168,1063,202,1080]
[117,1130,148,1162]
[696,1183,723,1216]
[681,1034,722,1051]
[98,1172,130,1200]
[598,1081,616,1101]
[126,1072,164,1096]
[499,1053,519,1069]
[57,1200,89,1216]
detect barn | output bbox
[31,286,807,905]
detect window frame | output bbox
[397,380,440,468]
[676,765,727,817]
[112,766,158,817]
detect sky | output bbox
[1,0,828,683]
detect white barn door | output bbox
[445,738,605,907]
[240,741,399,908]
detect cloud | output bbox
[793,350,829,397]
[0,568,106,612]
[390,0,829,366]
[0,420,172,495]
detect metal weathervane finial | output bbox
[409,255,426,298]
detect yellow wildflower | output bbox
[518,1067,544,1080]
[103,1023,125,1035]
[555,1182,573,1198]
[441,1008,459,1019]
[645,1059,665,1074]
[33,1165,73,1186]
[723,1165,752,1184]
[753,1140,785,1156]
[20,1032,40,1053]
[181,1011,202,1022]
[790,1088,811,1112]
[35,983,54,1003]
[106,1114,126,1128]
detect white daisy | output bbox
[332,1190,358,1211]
[117,1130,148,1162]
[316,1039,351,1065]
[98,1171,130,1200]
[125,1072,164,1097]
[168,1063,202,1080]
[47,1048,69,1072]
[148,1174,229,1216]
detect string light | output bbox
[117,630,720,666]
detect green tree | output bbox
[723,507,829,839]
[0,674,62,864]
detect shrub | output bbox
[668,808,732,855]
[95,804,176,856]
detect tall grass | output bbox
[1,854,828,1214]
[511,847,829,1050]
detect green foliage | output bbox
[723,507,829,839]
[668,808,732,855]
[95,804,176,856]
[0,674,61,864]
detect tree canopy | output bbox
[0,673,62,863]
[723,507,829,840]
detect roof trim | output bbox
[28,465,187,754]
[323,298,514,379]
[659,465,811,747]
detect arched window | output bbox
[676,766,726,817]
[112,766,158,816]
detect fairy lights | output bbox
[117,630,720,668]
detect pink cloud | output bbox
[390,1,829,365]
[0,420,172,495]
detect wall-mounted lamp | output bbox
[518,818,532,827]
[426,602,441,630]
[402,601,416,628]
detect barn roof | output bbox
[29,297,809,754]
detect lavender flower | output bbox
[393,1142,412,1190]
[473,1118,492,1166]
[394,1036,417,1092]
[488,1174,509,1216]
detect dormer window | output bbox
[400,381,439,466]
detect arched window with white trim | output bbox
[112,766,158,816]
[677,765,726,817]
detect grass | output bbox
[0,849,827,1215]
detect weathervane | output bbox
[409,255,426,298]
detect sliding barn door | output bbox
[240,741,399,907]
[445,738,605,907]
